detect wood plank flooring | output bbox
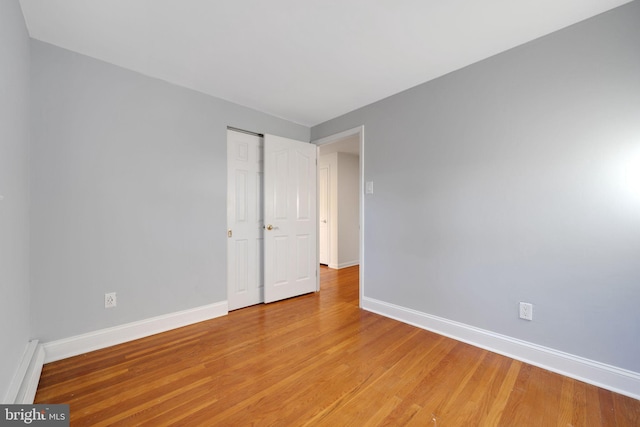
[35,266,640,426]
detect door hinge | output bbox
[227,229,232,238]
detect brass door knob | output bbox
[266,224,273,231]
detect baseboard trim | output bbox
[327,261,359,270]
[362,296,640,400]
[16,344,45,404]
[43,301,228,363]
[4,340,45,404]
[337,261,359,269]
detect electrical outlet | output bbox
[105,292,117,308]
[519,302,533,320]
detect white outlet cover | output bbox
[519,302,533,320]
[105,292,117,308]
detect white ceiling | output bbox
[19,0,633,127]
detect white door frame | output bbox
[312,126,365,308]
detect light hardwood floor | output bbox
[36,266,640,426]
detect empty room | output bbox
[2,0,639,425]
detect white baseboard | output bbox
[43,301,228,363]
[17,345,45,404]
[337,261,359,269]
[4,340,45,404]
[362,296,640,400]
[328,261,359,269]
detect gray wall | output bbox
[0,0,31,402]
[312,1,640,372]
[30,40,308,341]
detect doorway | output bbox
[313,126,364,307]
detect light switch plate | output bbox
[365,181,374,194]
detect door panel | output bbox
[235,239,248,292]
[227,130,264,310]
[274,150,288,219]
[296,151,312,219]
[296,235,311,279]
[274,235,288,285]
[264,134,317,303]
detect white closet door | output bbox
[263,134,317,303]
[227,130,264,310]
